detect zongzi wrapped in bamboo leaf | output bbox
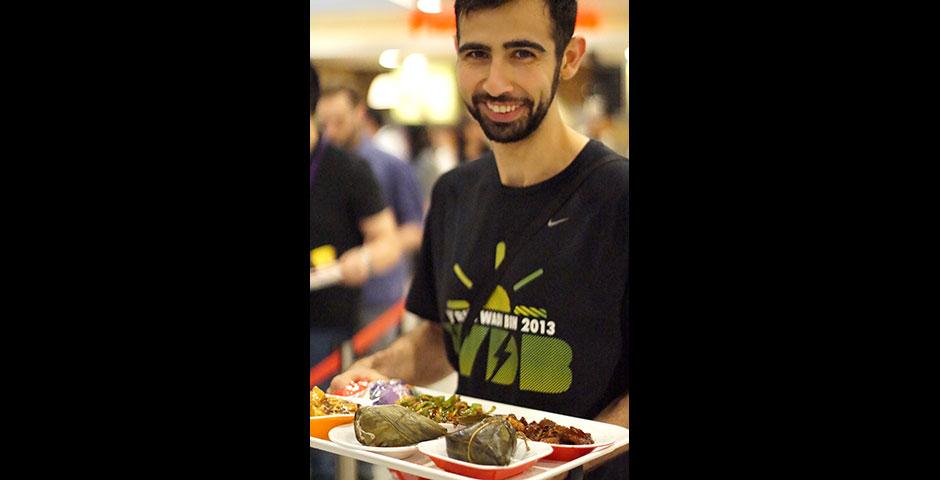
[354,405,447,447]
[445,416,519,466]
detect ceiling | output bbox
[311,0,628,68]
[311,0,410,14]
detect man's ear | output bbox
[453,35,459,53]
[560,36,587,80]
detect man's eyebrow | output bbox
[503,40,546,52]
[458,42,491,54]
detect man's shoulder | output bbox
[564,140,629,209]
[584,139,628,170]
[445,152,494,182]
[582,140,629,190]
[324,143,371,175]
[434,154,493,195]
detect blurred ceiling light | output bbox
[421,64,458,124]
[392,62,458,125]
[367,73,402,110]
[379,49,401,69]
[416,0,442,14]
[401,53,429,83]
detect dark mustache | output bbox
[472,93,532,105]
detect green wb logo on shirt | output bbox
[446,242,573,394]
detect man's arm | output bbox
[398,223,424,254]
[581,393,629,474]
[337,207,401,286]
[328,319,454,392]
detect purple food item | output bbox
[368,379,417,405]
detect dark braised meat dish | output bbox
[506,414,594,445]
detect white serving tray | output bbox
[310,387,629,480]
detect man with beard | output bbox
[329,1,628,478]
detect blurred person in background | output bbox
[458,114,491,164]
[317,87,425,350]
[329,1,629,479]
[583,94,629,158]
[363,107,412,162]
[412,125,460,208]
[310,63,403,480]
[310,66,403,377]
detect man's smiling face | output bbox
[456,0,563,144]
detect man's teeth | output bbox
[486,103,520,114]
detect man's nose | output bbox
[482,59,513,98]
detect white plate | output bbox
[328,424,423,459]
[417,436,553,471]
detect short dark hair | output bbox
[310,62,320,114]
[455,0,577,61]
[320,86,362,108]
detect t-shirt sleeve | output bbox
[348,154,387,222]
[405,177,445,322]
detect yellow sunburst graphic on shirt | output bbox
[443,241,572,392]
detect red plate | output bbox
[542,440,614,461]
[388,470,428,480]
[417,437,553,480]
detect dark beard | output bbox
[465,67,561,144]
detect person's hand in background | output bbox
[337,246,371,286]
[328,366,387,393]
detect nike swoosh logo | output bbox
[547,217,569,227]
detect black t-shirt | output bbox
[406,139,629,421]
[310,140,386,331]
